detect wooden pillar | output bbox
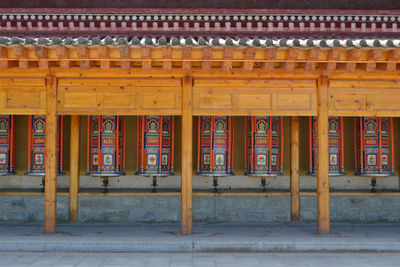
[317,76,330,235]
[181,75,193,234]
[290,116,300,221]
[69,115,80,221]
[44,74,57,234]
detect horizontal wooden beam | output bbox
[2,46,400,63]
[0,46,398,70]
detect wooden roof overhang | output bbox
[0,38,399,72]
[0,40,399,117]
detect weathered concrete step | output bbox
[0,223,399,252]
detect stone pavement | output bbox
[0,223,400,252]
[0,252,399,267]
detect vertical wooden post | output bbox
[317,76,330,235]
[69,115,80,221]
[44,74,57,234]
[290,116,300,221]
[181,75,193,235]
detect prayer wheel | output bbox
[0,115,15,175]
[136,116,175,191]
[354,117,394,192]
[308,116,345,176]
[27,115,63,190]
[245,116,283,191]
[196,116,234,191]
[87,115,126,192]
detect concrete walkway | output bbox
[0,252,399,267]
[0,223,399,252]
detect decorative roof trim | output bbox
[1,8,400,15]
[0,11,399,40]
[0,13,399,22]
[1,37,399,48]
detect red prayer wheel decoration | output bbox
[196,116,234,180]
[86,115,126,177]
[0,115,15,175]
[245,116,284,177]
[308,116,345,176]
[355,117,394,177]
[136,116,175,178]
[27,115,64,176]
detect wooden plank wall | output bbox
[328,80,400,117]
[192,79,317,116]
[57,78,182,115]
[0,78,46,115]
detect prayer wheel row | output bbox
[0,116,395,191]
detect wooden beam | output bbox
[265,48,277,60]
[317,76,330,235]
[262,48,276,70]
[387,50,400,72]
[77,46,92,70]
[327,49,341,72]
[368,50,382,59]
[347,49,362,61]
[98,47,111,70]
[387,49,400,61]
[366,50,382,72]
[290,116,300,221]
[77,46,89,58]
[283,50,297,71]
[14,47,28,69]
[286,49,297,60]
[1,46,399,72]
[346,62,357,72]
[222,47,233,71]
[202,47,212,70]
[305,50,319,72]
[69,115,80,221]
[162,47,172,71]
[282,62,295,72]
[141,47,152,70]
[182,47,192,71]
[346,49,362,72]
[35,46,49,70]
[181,75,193,235]
[366,62,376,72]
[0,46,8,69]
[243,48,255,71]
[120,46,131,71]
[56,46,71,69]
[386,63,397,72]
[44,74,57,234]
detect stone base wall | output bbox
[0,196,399,223]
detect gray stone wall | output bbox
[79,196,181,223]
[1,175,399,190]
[193,196,290,223]
[1,195,400,223]
[300,196,400,223]
[0,196,68,222]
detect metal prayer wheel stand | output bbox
[26,115,64,192]
[354,117,395,192]
[136,116,175,192]
[87,115,126,193]
[308,116,345,181]
[0,115,15,176]
[196,116,234,193]
[245,116,284,192]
